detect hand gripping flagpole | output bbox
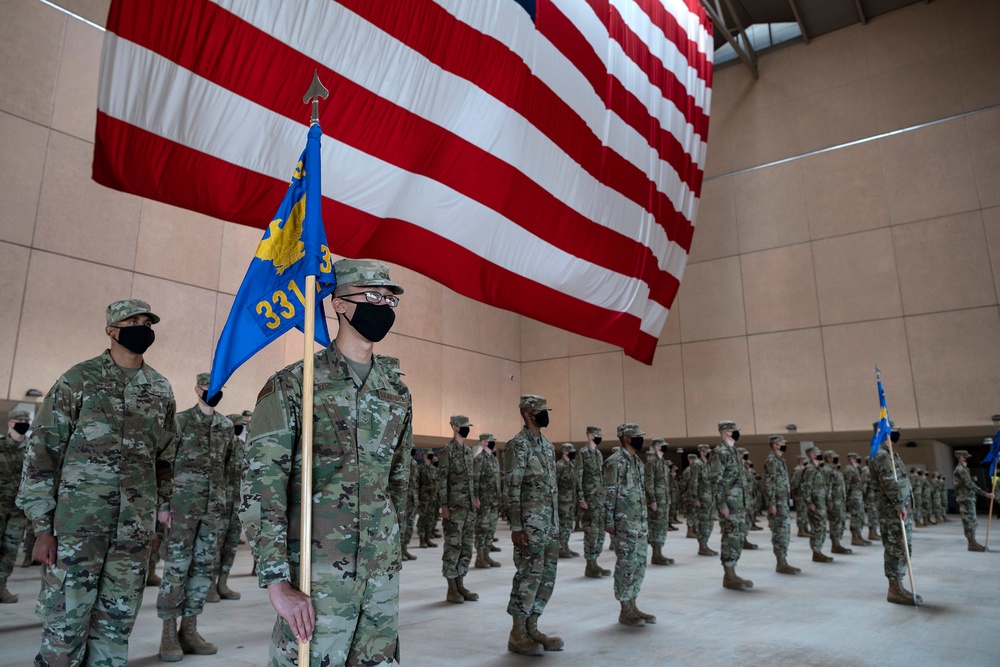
[299,70,328,667]
[876,366,917,605]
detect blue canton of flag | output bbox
[208,124,336,397]
[869,378,893,460]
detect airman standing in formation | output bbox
[555,443,579,558]
[709,421,752,591]
[763,436,800,574]
[801,447,833,562]
[474,433,502,568]
[576,426,610,578]
[401,448,420,561]
[844,453,871,547]
[438,415,480,603]
[1,408,31,603]
[862,457,880,540]
[681,453,697,538]
[737,448,759,549]
[790,455,809,538]
[645,439,673,566]
[667,461,681,530]
[909,468,925,527]
[418,452,440,548]
[204,411,248,604]
[823,451,852,556]
[953,450,995,551]
[692,444,717,556]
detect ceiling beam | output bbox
[701,0,759,79]
[854,0,867,24]
[787,0,810,43]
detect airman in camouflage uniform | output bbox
[1,408,31,603]
[709,421,752,590]
[692,444,717,556]
[606,424,655,626]
[737,448,759,549]
[504,395,562,656]
[205,412,248,603]
[763,436,800,574]
[871,422,921,605]
[681,453,697,538]
[645,439,672,566]
[240,259,412,666]
[954,450,995,551]
[17,299,176,666]
[474,433,502,568]
[909,468,924,527]
[921,471,935,524]
[844,453,871,547]
[438,414,479,603]
[933,472,948,523]
[378,356,417,563]
[862,458,880,539]
[556,443,579,558]
[667,462,681,529]
[790,455,810,538]
[417,453,439,548]
[823,451,852,555]
[576,426,610,578]
[801,447,833,562]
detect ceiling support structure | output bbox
[701,0,759,79]
[786,0,810,43]
[853,0,868,24]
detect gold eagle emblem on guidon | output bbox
[254,196,306,275]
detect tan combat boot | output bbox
[831,540,853,555]
[490,543,501,552]
[722,565,746,591]
[797,527,810,538]
[455,576,479,601]
[425,536,438,548]
[697,542,717,556]
[631,599,656,624]
[508,617,544,655]
[526,615,564,650]
[178,616,217,655]
[598,562,612,576]
[967,535,987,552]
[0,580,17,604]
[775,557,801,575]
[584,559,602,578]
[868,527,880,540]
[685,525,695,538]
[742,538,758,550]
[475,550,490,569]
[217,573,241,600]
[812,550,833,563]
[418,535,429,548]
[204,579,220,603]
[558,540,574,559]
[886,579,922,606]
[486,551,501,567]
[446,578,464,603]
[618,600,645,626]
[158,619,183,662]
[650,544,672,565]
[851,530,871,547]
[146,568,162,587]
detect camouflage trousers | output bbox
[668,497,679,526]
[475,504,499,550]
[612,528,647,602]
[270,572,400,667]
[213,498,242,578]
[35,535,150,667]
[767,504,790,558]
[441,508,476,579]
[828,502,846,541]
[794,495,810,532]
[695,504,715,544]
[507,530,559,618]
[718,510,747,568]
[878,507,913,579]
[848,494,866,533]
[0,507,25,582]
[148,520,168,573]
[865,496,880,531]
[580,503,606,560]
[958,498,979,538]
[807,504,828,552]
[912,497,924,525]
[417,504,437,539]
[557,502,575,547]
[157,515,217,619]
[647,505,668,546]
[400,502,417,549]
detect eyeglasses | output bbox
[339,291,400,308]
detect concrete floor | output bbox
[1,516,998,666]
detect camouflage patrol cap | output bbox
[697,443,711,453]
[718,420,738,431]
[8,409,31,421]
[478,433,495,442]
[586,426,602,436]
[737,447,748,456]
[450,415,472,427]
[955,450,972,459]
[806,446,821,456]
[227,413,244,426]
[651,438,667,446]
[377,355,405,376]
[334,258,404,295]
[196,372,211,387]
[561,442,575,451]
[823,450,836,459]
[687,453,697,461]
[797,455,807,463]
[847,452,860,460]
[519,394,551,411]
[768,435,785,445]
[106,298,160,325]
[617,423,646,438]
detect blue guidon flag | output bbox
[207,124,336,397]
[869,376,893,460]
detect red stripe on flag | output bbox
[634,0,714,89]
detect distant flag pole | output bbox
[874,366,918,605]
[983,419,1000,550]
[298,70,328,667]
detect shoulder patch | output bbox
[257,378,277,404]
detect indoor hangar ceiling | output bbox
[701,0,928,76]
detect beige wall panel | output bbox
[481,303,520,361]
[658,309,680,345]
[893,211,997,315]
[905,307,1000,427]
[677,256,746,343]
[374,331,400,361]
[708,59,755,120]
[568,351,625,442]
[441,288,481,352]
[520,358,570,442]
[0,242,30,399]
[702,119,733,179]
[480,355,522,441]
[777,24,870,99]
[812,229,903,325]
[741,243,820,335]
[0,0,63,125]
[389,264,442,343]
[10,251,131,400]
[948,0,1000,48]
[622,344,685,438]
[880,119,979,225]
[792,79,878,156]
[689,177,738,263]
[218,221,265,294]
[55,0,111,27]
[822,318,918,431]
[566,331,617,356]
[0,112,48,246]
[280,329,324,369]
[34,131,142,269]
[729,104,802,172]
[748,329,831,433]
[801,141,890,240]
[440,346,483,436]
[984,206,1000,299]
[135,201,224,290]
[682,337,754,437]
[870,53,963,134]
[396,335,443,438]
[520,317,568,361]
[733,161,810,254]
[862,1,953,76]
[968,108,1000,209]
[954,40,1000,112]
[50,18,101,141]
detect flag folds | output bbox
[207,124,335,397]
[869,377,892,460]
[93,0,713,363]
[984,429,1000,468]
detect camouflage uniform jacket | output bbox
[826,466,846,504]
[790,466,804,498]
[861,465,872,496]
[709,443,746,514]
[680,466,693,504]
[473,450,500,508]
[172,407,234,519]
[407,455,420,512]
[503,428,558,533]
[605,449,647,532]
[871,444,912,512]
[437,438,475,511]
[691,459,714,507]
[644,456,667,507]
[418,462,438,508]
[240,344,412,587]
[575,445,604,506]
[844,465,864,502]
[225,434,247,506]
[800,462,827,506]
[556,458,576,507]
[742,463,757,512]
[1,433,27,512]
[763,452,790,508]
[17,351,176,541]
[953,464,987,502]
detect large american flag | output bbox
[93,0,713,363]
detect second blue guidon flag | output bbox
[208,124,336,397]
[869,376,893,460]
[984,427,1000,471]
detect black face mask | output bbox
[593,437,602,445]
[659,445,669,454]
[779,444,787,453]
[833,456,840,465]
[731,430,740,442]
[12,422,30,435]
[743,454,749,461]
[234,424,244,437]
[487,441,496,451]
[113,325,155,354]
[533,411,550,428]
[890,431,900,444]
[344,301,395,342]
[631,437,644,452]
[458,426,470,438]
[568,451,576,460]
[200,388,223,408]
